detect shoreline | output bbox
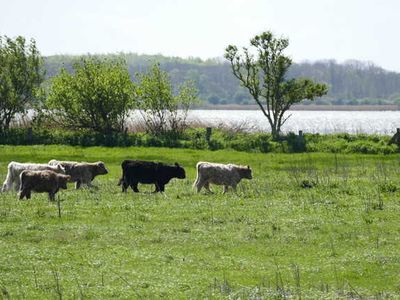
[195,104,400,111]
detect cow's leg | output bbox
[85,180,94,188]
[121,181,128,192]
[14,177,21,192]
[232,184,237,193]
[196,179,207,193]
[2,173,12,192]
[204,182,212,193]
[131,181,139,193]
[196,183,202,193]
[159,184,165,193]
[81,176,93,188]
[19,189,26,200]
[26,190,31,199]
[118,177,128,192]
[223,185,229,194]
[1,182,9,192]
[75,180,81,189]
[48,192,55,201]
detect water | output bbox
[21,109,400,135]
[185,110,400,135]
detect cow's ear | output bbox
[247,165,250,169]
[175,162,180,167]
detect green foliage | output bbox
[44,57,135,133]
[1,146,400,297]
[306,134,397,154]
[136,63,199,135]
[225,31,328,138]
[0,36,44,130]
[0,127,396,154]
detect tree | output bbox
[0,36,44,130]
[225,31,328,139]
[136,63,199,135]
[45,57,135,133]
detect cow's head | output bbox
[58,175,71,189]
[61,163,75,173]
[174,162,186,179]
[238,165,252,180]
[55,164,66,174]
[96,162,108,175]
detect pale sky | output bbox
[1,0,399,71]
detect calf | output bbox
[193,161,252,193]
[2,162,65,192]
[19,170,71,201]
[48,160,108,189]
[118,160,186,193]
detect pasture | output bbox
[0,145,399,298]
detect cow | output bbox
[118,160,186,193]
[19,170,71,201]
[1,162,65,192]
[193,161,252,193]
[48,160,108,189]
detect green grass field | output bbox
[0,145,400,298]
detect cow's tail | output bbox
[2,162,15,192]
[118,160,128,186]
[117,166,127,187]
[18,170,27,192]
[192,162,201,189]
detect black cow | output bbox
[118,160,186,193]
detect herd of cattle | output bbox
[1,159,253,200]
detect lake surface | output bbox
[185,110,400,135]
[21,109,400,135]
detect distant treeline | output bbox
[44,53,400,106]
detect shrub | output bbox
[43,57,135,133]
[0,36,44,130]
[136,63,199,135]
[0,127,397,154]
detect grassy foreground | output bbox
[0,145,400,298]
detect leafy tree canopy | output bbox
[136,63,199,135]
[0,36,44,130]
[45,57,135,133]
[225,31,328,138]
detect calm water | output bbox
[186,110,400,135]
[21,109,399,135]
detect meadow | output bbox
[0,145,400,298]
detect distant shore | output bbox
[195,104,400,111]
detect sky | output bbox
[1,0,399,71]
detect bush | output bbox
[0,36,44,130]
[44,57,135,133]
[0,127,397,154]
[136,63,199,135]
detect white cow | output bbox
[1,161,65,192]
[193,161,252,193]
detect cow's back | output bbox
[20,170,57,192]
[197,162,239,185]
[124,160,159,183]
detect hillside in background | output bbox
[44,53,400,106]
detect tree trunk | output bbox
[270,122,280,141]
